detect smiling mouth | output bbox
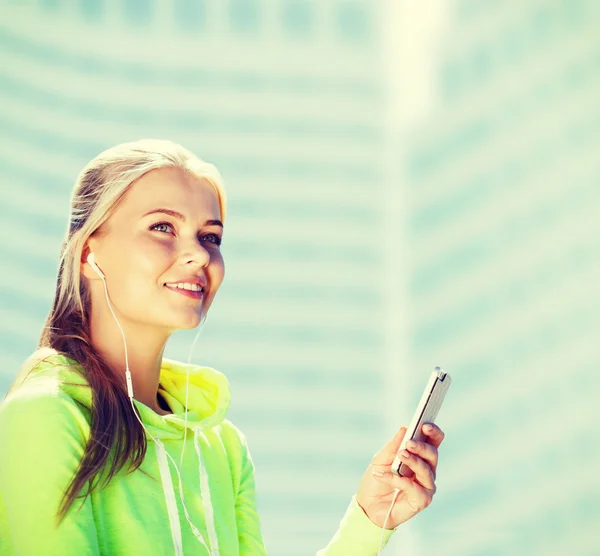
[164,284,204,299]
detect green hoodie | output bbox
[0,348,395,555]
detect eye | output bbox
[150,221,174,234]
[200,233,222,247]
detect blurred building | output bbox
[3,1,598,555]
[396,1,600,555]
[0,1,391,554]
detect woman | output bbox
[0,139,445,555]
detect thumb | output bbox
[371,426,407,465]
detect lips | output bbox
[164,283,204,299]
[164,274,207,287]
[163,275,207,302]
[164,282,204,293]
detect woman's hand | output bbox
[356,423,445,530]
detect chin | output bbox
[161,298,213,331]
[174,312,204,330]
[150,308,201,333]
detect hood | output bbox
[11,347,231,440]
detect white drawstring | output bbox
[195,428,220,556]
[155,437,212,554]
[156,440,185,556]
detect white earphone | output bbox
[87,252,105,279]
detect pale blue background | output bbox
[0,1,599,555]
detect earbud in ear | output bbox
[87,252,105,279]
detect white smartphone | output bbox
[391,367,451,477]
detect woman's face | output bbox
[83,167,225,333]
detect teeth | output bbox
[166,282,203,292]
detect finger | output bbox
[405,439,439,477]
[371,465,414,491]
[371,426,407,465]
[397,450,436,491]
[371,467,434,512]
[422,423,445,449]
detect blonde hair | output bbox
[37,139,226,520]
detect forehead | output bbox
[119,167,220,218]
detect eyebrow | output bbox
[143,208,223,228]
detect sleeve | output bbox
[0,385,101,556]
[316,496,397,556]
[235,430,268,556]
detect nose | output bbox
[180,241,210,269]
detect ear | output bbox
[80,241,101,280]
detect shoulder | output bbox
[214,420,257,494]
[218,419,250,451]
[216,419,255,470]
[8,347,87,391]
[0,355,92,513]
[1,348,92,442]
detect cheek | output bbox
[209,251,225,288]
[119,240,173,292]
[139,238,174,268]
[202,253,224,309]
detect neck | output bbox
[89,307,172,415]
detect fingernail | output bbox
[407,440,417,449]
[371,467,385,477]
[424,424,434,432]
[401,450,410,458]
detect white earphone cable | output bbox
[97,267,132,396]
[97,268,209,551]
[377,488,400,555]
[180,320,206,468]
